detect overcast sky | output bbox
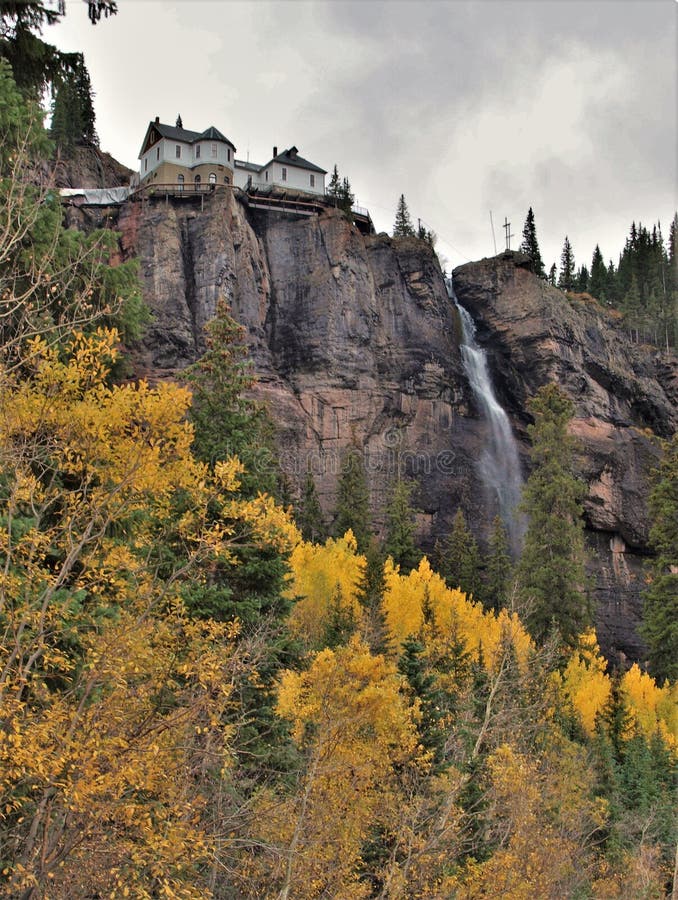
[51,0,676,272]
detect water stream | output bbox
[446,277,525,554]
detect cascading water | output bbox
[446,277,525,554]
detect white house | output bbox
[137,116,327,197]
[138,117,237,188]
[235,147,327,194]
[234,146,326,195]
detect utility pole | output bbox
[503,217,514,251]
[489,210,498,255]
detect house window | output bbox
[156,147,160,160]
[310,174,315,188]
[209,173,216,184]
[144,158,148,171]
[224,176,230,184]
[211,143,217,158]
[194,174,201,186]
[227,148,231,162]
[177,174,184,191]
[175,145,181,158]
[196,144,201,159]
[281,167,287,182]
[265,171,269,181]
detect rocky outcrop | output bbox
[69,188,675,665]
[453,252,677,663]
[112,190,485,542]
[50,146,133,189]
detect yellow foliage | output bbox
[243,637,423,899]
[0,328,295,896]
[287,531,365,645]
[448,740,607,899]
[384,556,532,671]
[558,632,676,748]
[622,663,678,749]
[558,629,611,734]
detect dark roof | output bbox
[234,159,263,173]
[198,126,234,146]
[140,121,236,156]
[270,146,326,174]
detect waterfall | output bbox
[446,277,525,554]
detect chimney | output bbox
[273,146,278,158]
[155,116,160,124]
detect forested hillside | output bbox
[0,59,676,899]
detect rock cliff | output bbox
[68,189,676,664]
[453,252,677,663]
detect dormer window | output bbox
[196,145,201,159]
[175,145,181,159]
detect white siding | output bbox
[257,162,325,194]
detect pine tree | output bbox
[383,478,421,573]
[50,55,97,149]
[327,163,340,198]
[296,470,326,543]
[322,583,357,649]
[575,264,589,293]
[558,236,575,291]
[519,207,545,278]
[0,0,116,97]
[589,245,608,301]
[184,300,278,497]
[393,193,415,237]
[516,383,589,645]
[356,537,390,655]
[434,508,482,600]
[398,635,445,766]
[485,515,512,612]
[333,446,372,552]
[641,433,678,683]
[548,263,557,286]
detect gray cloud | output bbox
[50,0,676,269]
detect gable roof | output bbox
[139,120,236,157]
[268,146,326,174]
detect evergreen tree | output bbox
[558,236,575,291]
[434,508,482,600]
[50,55,97,149]
[519,207,545,278]
[575,263,589,292]
[327,163,340,197]
[333,445,372,552]
[356,537,390,655]
[485,515,512,612]
[516,383,590,645]
[393,193,415,237]
[322,583,357,649]
[184,300,278,497]
[398,635,446,766]
[548,262,557,286]
[383,477,421,573]
[296,469,326,543]
[0,0,116,97]
[589,245,608,301]
[641,433,678,683]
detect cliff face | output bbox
[74,190,675,664]
[453,253,677,663]
[112,191,486,543]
